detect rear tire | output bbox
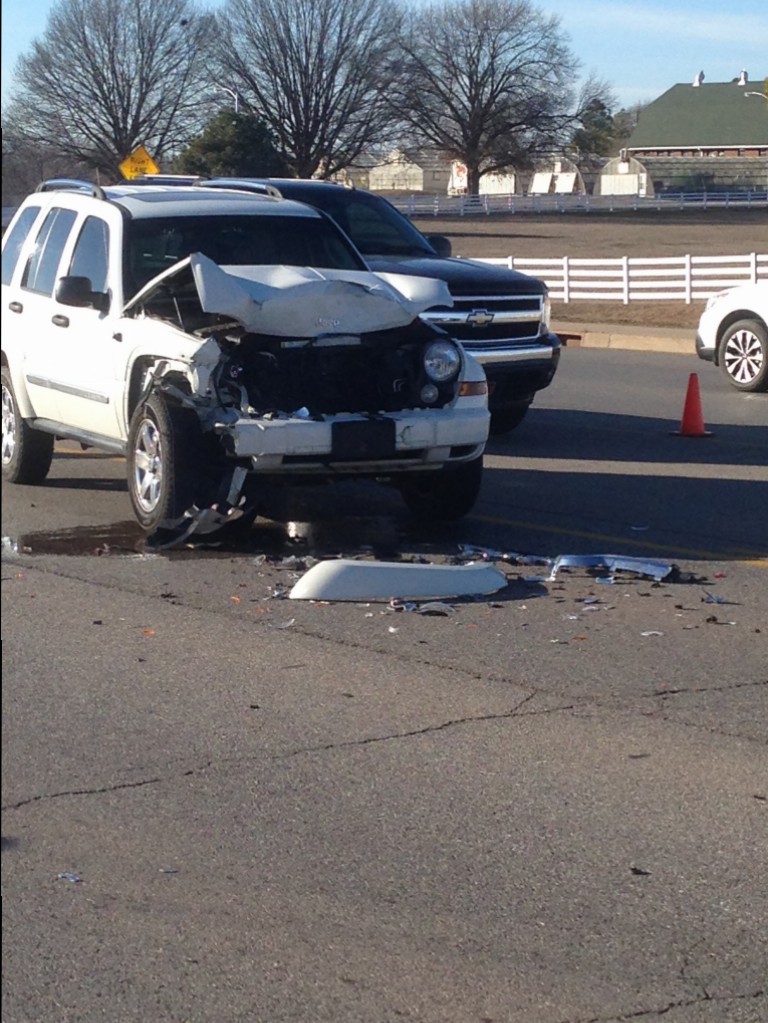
[1,366,54,484]
[719,318,768,392]
[399,455,483,521]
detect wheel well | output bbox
[127,359,191,421]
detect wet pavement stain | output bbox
[5,514,437,561]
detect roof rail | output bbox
[35,178,106,200]
[195,179,284,199]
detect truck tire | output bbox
[1,366,54,484]
[489,399,532,435]
[398,455,483,521]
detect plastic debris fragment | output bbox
[416,602,455,616]
[289,558,508,602]
[57,872,83,883]
[548,554,672,582]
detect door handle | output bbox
[52,314,70,327]
[9,301,23,313]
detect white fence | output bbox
[468,253,768,304]
[395,191,768,216]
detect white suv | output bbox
[695,282,768,392]
[1,181,489,542]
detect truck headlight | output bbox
[424,340,461,382]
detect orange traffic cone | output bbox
[673,372,713,437]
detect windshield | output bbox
[265,187,437,258]
[125,213,364,297]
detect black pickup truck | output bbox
[125,176,562,433]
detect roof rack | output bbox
[119,174,204,185]
[195,179,284,199]
[35,178,106,200]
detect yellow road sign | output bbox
[119,145,160,179]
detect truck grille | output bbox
[421,293,546,349]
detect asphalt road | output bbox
[2,347,767,1023]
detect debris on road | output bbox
[547,554,673,583]
[289,558,509,602]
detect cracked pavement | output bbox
[2,543,766,1023]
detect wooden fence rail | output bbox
[468,253,768,304]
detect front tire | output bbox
[719,318,768,392]
[127,392,207,531]
[489,399,532,435]
[1,366,54,484]
[398,455,483,521]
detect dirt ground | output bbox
[410,207,768,328]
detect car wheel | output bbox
[127,392,209,532]
[399,455,483,521]
[1,366,54,484]
[719,318,768,392]
[489,399,532,435]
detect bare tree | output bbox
[390,0,609,195]
[216,0,403,178]
[5,0,215,179]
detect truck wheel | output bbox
[399,455,483,521]
[719,318,768,392]
[489,399,532,435]
[1,366,54,484]
[127,392,206,532]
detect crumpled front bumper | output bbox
[215,405,489,473]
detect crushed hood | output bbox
[125,254,453,337]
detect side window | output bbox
[22,207,77,296]
[68,216,110,293]
[345,199,401,254]
[1,206,41,286]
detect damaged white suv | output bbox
[1,182,489,540]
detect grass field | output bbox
[410,207,768,328]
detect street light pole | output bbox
[214,83,240,113]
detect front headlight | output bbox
[424,340,461,382]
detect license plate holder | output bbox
[331,419,396,461]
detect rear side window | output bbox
[22,207,77,295]
[1,206,41,286]
[68,216,110,293]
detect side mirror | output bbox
[425,234,452,258]
[55,275,110,312]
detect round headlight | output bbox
[424,340,461,382]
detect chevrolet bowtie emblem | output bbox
[467,309,494,327]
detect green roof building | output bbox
[624,74,767,192]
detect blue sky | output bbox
[2,0,766,109]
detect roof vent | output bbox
[692,70,705,87]
[738,69,748,86]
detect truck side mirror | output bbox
[425,234,452,258]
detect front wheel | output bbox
[719,318,768,392]
[1,366,54,484]
[127,392,208,532]
[398,455,483,521]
